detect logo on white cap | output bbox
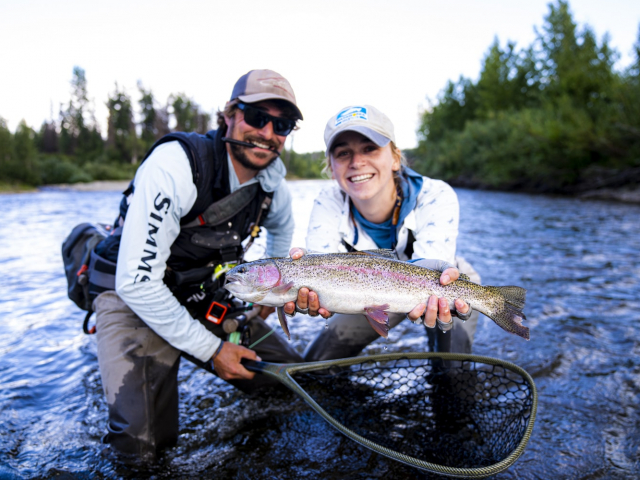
[335,106,368,126]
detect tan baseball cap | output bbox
[230,69,303,120]
[324,105,395,156]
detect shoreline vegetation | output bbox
[3,178,640,205]
[1,1,638,203]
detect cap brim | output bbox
[238,93,303,120]
[325,125,391,156]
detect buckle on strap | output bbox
[205,302,228,325]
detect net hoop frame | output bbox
[253,352,537,479]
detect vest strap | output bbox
[182,183,261,228]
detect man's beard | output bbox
[229,136,280,172]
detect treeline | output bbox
[410,1,640,192]
[0,67,322,188]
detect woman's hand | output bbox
[406,264,471,330]
[283,247,332,318]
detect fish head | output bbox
[224,260,281,303]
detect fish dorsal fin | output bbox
[354,249,399,260]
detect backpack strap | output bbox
[181,183,261,228]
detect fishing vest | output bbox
[89,128,273,300]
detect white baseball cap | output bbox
[324,105,395,156]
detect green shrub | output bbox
[38,156,84,184]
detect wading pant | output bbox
[94,291,302,459]
[303,256,481,362]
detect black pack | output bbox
[61,223,108,311]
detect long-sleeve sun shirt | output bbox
[306,174,459,264]
[115,141,294,362]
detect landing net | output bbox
[272,353,536,478]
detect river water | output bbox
[0,180,639,479]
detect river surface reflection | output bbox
[0,181,639,479]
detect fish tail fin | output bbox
[494,286,527,310]
[486,286,529,340]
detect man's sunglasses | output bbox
[237,102,296,136]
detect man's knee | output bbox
[94,291,181,457]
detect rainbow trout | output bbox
[224,252,528,340]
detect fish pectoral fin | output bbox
[271,281,295,295]
[365,315,390,338]
[364,304,390,338]
[276,307,291,340]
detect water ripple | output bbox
[1,184,639,478]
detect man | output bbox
[90,70,304,461]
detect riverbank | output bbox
[578,184,640,203]
[43,180,640,204]
[3,179,640,204]
[41,180,132,192]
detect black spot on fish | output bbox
[428,198,436,205]
[448,217,454,223]
[426,221,435,228]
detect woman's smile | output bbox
[348,173,374,184]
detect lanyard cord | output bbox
[349,187,403,249]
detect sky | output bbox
[1,0,638,154]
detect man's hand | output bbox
[406,266,470,328]
[283,247,332,318]
[212,342,261,380]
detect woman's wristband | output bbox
[209,340,225,369]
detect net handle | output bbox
[241,353,537,478]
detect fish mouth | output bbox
[223,275,247,294]
[224,274,271,295]
[348,173,374,184]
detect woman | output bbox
[285,104,480,361]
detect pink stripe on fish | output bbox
[323,264,435,287]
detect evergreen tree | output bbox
[168,93,210,133]
[138,81,158,154]
[58,66,102,162]
[106,83,137,164]
[13,120,39,184]
[414,0,640,192]
[154,105,171,139]
[36,121,58,153]
[0,117,13,181]
[534,0,616,110]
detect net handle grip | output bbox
[241,358,267,373]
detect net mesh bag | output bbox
[272,353,536,478]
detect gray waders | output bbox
[304,256,480,362]
[94,291,302,460]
